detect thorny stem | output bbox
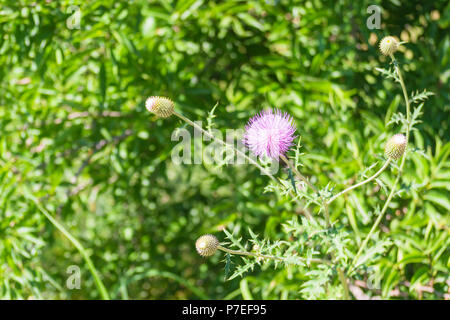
[348,54,411,276]
[279,155,332,225]
[327,159,391,205]
[279,155,349,298]
[217,246,330,265]
[322,202,331,228]
[175,111,279,183]
[328,204,349,298]
[338,268,350,300]
[173,111,315,221]
[26,193,110,300]
[279,155,318,194]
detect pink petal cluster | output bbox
[243,109,296,159]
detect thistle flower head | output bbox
[145,96,174,118]
[379,36,399,56]
[243,109,296,159]
[195,234,219,257]
[385,134,407,160]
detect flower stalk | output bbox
[327,159,391,205]
[278,154,333,227]
[279,154,319,195]
[217,245,330,265]
[279,154,349,298]
[348,54,412,276]
[173,111,279,184]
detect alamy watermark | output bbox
[66,5,81,30]
[66,265,81,290]
[366,5,381,30]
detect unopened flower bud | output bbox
[385,134,407,160]
[379,36,399,56]
[145,96,174,118]
[195,234,219,257]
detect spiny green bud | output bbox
[385,134,407,160]
[145,96,174,118]
[195,234,219,257]
[379,36,399,56]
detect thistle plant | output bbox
[148,35,434,299]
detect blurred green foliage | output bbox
[0,0,448,299]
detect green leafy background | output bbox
[0,0,448,299]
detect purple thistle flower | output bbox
[243,109,296,159]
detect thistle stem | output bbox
[327,159,391,205]
[217,245,330,265]
[27,193,110,300]
[338,268,350,299]
[348,55,411,276]
[279,155,318,194]
[279,154,332,224]
[174,111,280,184]
[279,155,349,298]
